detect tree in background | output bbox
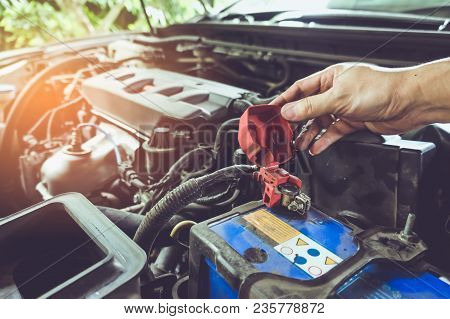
[0,0,225,50]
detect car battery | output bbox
[188,201,450,299]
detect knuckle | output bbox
[294,80,305,96]
[303,97,314,117]
[332,123,346,136]
[318,133,331,145]
[294,79,303,87]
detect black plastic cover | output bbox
[294,133,436,228]
[81,67,249,131]
[0,193,146,299]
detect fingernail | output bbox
[281,103,295,119]
[308,149,315,156]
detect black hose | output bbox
[180,159,213,181]
[180,203,211,213]
[164,147,212,180]
[213,188,241,207]
[138,147,213,215]
[97,206,144,238]
[133,165,255,252]
[134,179,202,251]
[150,147,212,191]
[243,93,279,105]
[213,118,240,157]
[229,99,252,113]
[266,59,291,96]
[147,214,187,258]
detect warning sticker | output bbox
[242,208,343,278]
[274,232,343,278]
[296,238,308,246]
[325,257,337,265]
[243,209,300,244]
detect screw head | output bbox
[133,193,141,204]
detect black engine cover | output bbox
[81,67,249,132]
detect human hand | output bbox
[272,62,439,155]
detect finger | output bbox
[281,90,335,122]
[309,120,363,155]
[295,115,334,151]
[271,68,334,106]
[317,114,335,128]
[295,120,319,151]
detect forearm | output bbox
[402,58,450,124]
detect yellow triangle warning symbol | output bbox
[296,238,308,246]
[325,257,337,265]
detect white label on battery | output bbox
[274,232,343,278]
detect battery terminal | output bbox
[256,165,311,215]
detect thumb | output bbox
[281,90,335,122]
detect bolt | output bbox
[403,213,416,236]
[400,213,417,242]
[133,193,141,204]
[69,128,83,152]
[63,127,91,156]
[287,201,300,212]
[287,193,310,216]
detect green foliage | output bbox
[0,0,223,49]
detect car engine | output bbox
[0,34,449,299]
[30,66,252,204]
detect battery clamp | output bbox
[255,165,311,214]
[238,104,311,214]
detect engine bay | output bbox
[0,33,449,299]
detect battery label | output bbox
[243,208,343,278]
[275,232,343,278]
[243,209,300,244]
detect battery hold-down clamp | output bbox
[238,104,311,215]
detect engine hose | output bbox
[180,203,210,213]
[138,147,213,215]
[213,118,240,156]
[230,99,252,113]
[165,147,212,179]
[148,147,212,191]
[266,59,291,96]
[229,94,279,114]
[97,206,144,238]
[133,165,255,252]
[214,188,241,207]
[243,93,279,105]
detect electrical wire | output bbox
[46,96,85,140]
[152,147,213,189]
[213,118,240,157]
[26,96,84,140]
[133,165,256,252]
[138,147,213,215]
[195,181,238,205]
